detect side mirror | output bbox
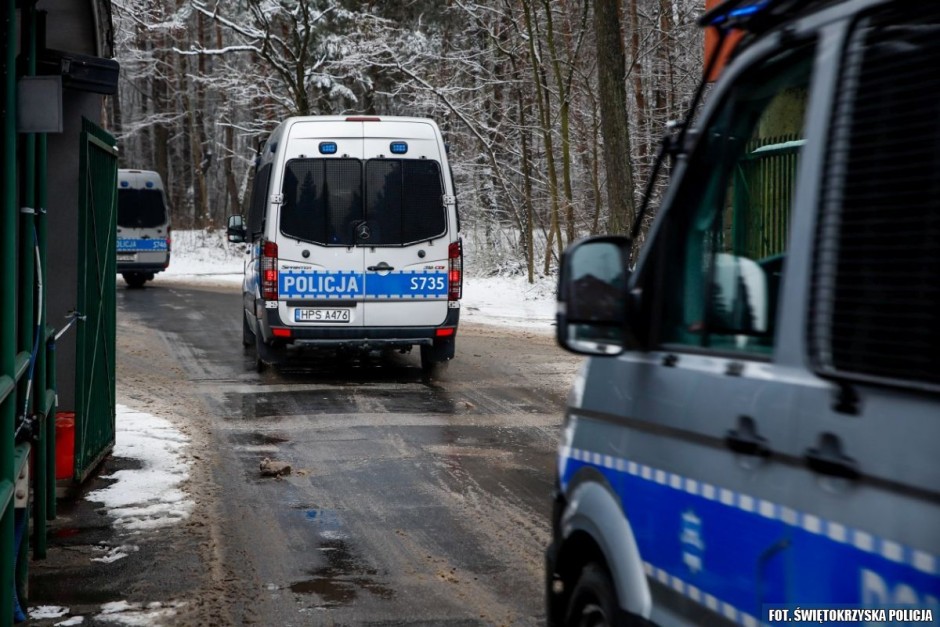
[556,235,632,356]
[227,214,247,243]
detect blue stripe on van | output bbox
[559,447,940,624]
[279,269,447,299]
[117,238,167,252]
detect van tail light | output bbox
[261,240,279,301]
[448,240,462,301]
[166,226,172,252]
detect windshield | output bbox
[117,188,168,228]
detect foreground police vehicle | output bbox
[116,169,171,288]
[228,116,462,371]
[548,1,940,625]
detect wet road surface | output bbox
[30,282,581,626]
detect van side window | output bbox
[365,159,446,246]
[247,163,272,239]
[659,45,814,356]
[810,5,940,389]
[280,159,362,246]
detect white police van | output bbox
[228,116,462,372]
[548,1,940,625]
[116,169,171,288]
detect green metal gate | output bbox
[733,133,803,259]
[73,119,118,482]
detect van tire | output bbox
[123,273,147,289]
[564,562,618,627]
[420,339,454,376]
[242,314,255,347]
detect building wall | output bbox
[35,0,112,412]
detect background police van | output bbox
[228,116,462,372]
[116,169,171,288]
[548,1,940,626]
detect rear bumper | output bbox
[117,263,168,274]
[258,305,460,351]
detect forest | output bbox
[110,0,706,280]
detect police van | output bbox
[548,1,940,625]
[227,116,462,372]
[116,169,171,288]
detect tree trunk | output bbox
[522,0,562,273]
[628,0,649,181]
[593,0,635,235]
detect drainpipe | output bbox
[2,1,19,625]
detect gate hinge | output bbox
[443,195,456,205]
[270,193,284,205]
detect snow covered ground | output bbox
[159,229,558,332]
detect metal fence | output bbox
[2,3,118,622]
[732,133,803,260]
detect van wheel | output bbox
[242,314,255,347]
[564,563,618,627]
[123,273,146,289]
[420,344,448,377]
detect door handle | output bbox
[725,430,770,457]
[367,263,395,272]
[804,433,859,480]
[725,415,770,457]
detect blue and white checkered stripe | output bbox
[117,238,167,252]
[561,446,940,624]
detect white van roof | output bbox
[118,169,165,191]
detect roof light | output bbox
[390,141,408,155]
[701,0,771,27]
[346,116,381,122]
[319,142,338,155]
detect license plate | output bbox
[117,253,136,262]
[294,308,351,322]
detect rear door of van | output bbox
[275,120,366,328]
[116,170,170,269]
[361,120,451,327]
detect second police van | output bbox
[548,0,940,625]
[228,116,462,372]
[116,169,172,288]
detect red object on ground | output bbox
[55,412,75,480]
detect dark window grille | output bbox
[365,159,446,246]
[811,5,940,391]
[247,163,272,238]
[117,188,167,228]
[280,159,362,246]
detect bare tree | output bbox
[593,0,635,234]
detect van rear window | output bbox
[281,159,362,245]
[117,188,168,228]
[365,160,446,245]
[280,158,447,247]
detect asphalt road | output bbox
[29,281,582,626]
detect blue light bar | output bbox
[120,180,129,188]
[702,0,771,27]
[319,142,338,155]
[390,141,408,155]
[145,181,154,188]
